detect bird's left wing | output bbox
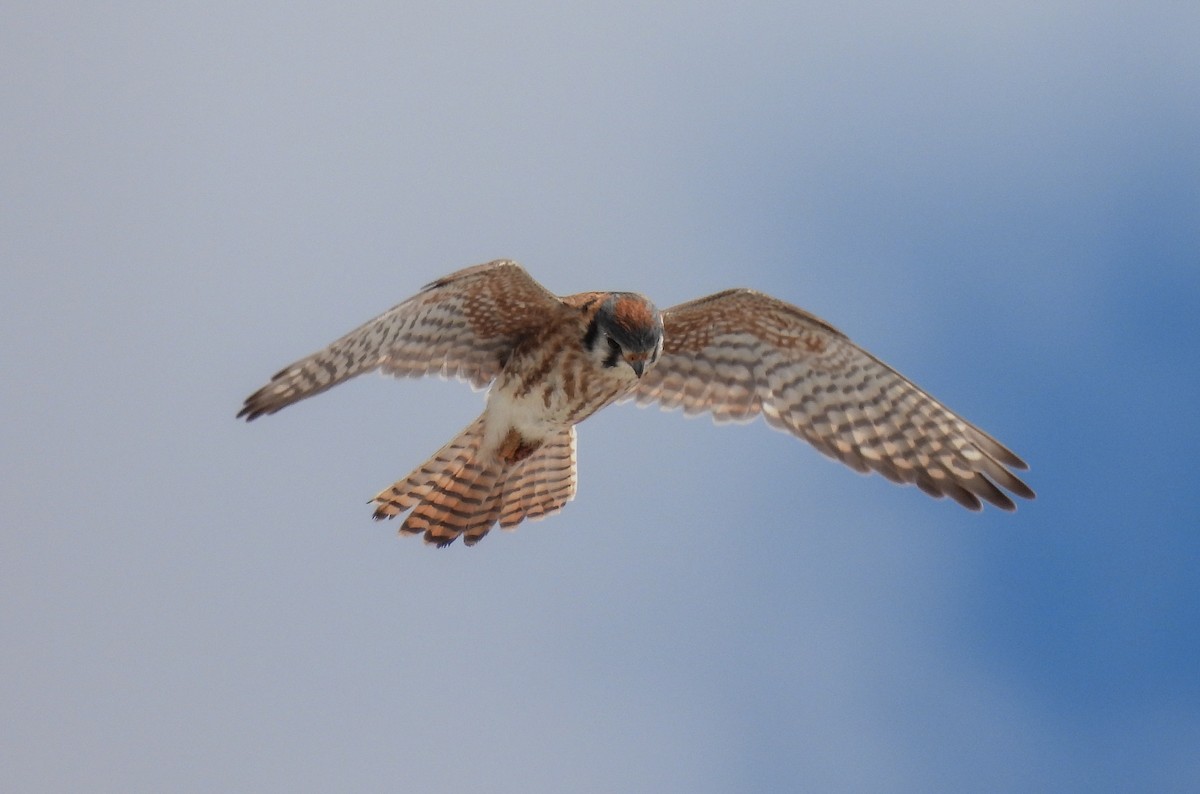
[622,289,1034,510]
[239,260,561,420]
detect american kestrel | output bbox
[239,260,1033,546]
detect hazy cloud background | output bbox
[3,2,1198,791]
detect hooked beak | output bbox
[628,359,646,378]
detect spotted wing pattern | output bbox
[625,289,1034,510]
[238,260,561,420]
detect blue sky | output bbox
[3,2,1198,791]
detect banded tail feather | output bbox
[372,421,578,547]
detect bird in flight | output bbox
[239,260,1033,546]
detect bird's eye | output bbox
[607,338,621,354]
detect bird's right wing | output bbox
[238,260,561,420]
[625,289,1034,511]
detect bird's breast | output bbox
[482,336,633,451]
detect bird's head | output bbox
[585,293,664,379]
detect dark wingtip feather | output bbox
[984,491,1017,512]
[237,384,284,422]
[1007,478,1036,501]
[944,483,984,511]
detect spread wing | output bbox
[624,289,1034,510]
[238,260,561,420]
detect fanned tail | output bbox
[372,421,578,547]
[498,426,577,529]
[371,417,500,547]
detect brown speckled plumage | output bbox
[239,260,1033,546]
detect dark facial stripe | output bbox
[603,337,621,368]
[582,316,600,351]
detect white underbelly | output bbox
[480,364,634,453]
